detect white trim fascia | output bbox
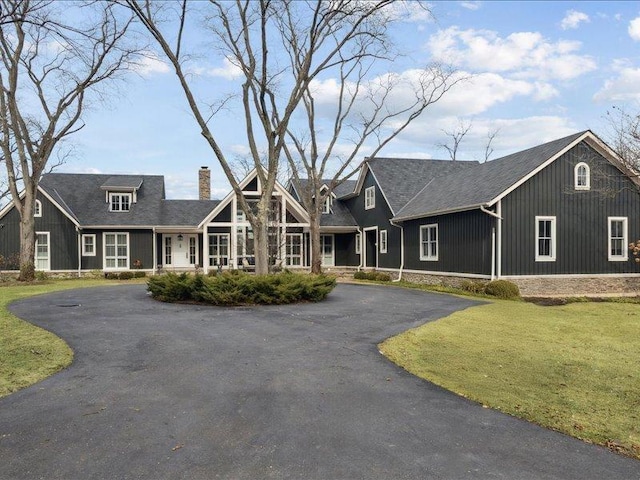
[367,167,395,216]
[38,187,81,226]
[319,226,359,233]
[487,131,591,206]
[84,225,159,230]
[502,273,640,279]
[352,162,371,198]
[384,268,491,280]
[393,204,484,223]
[583,134,640,187]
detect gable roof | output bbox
[158,200,221,226]
[287,178,358,227]
[38,173,167,226]
[393,131,591,221]
[354,157,479,215]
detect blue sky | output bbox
[63,1,640,200]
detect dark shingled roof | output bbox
[394,131,588,221]
[39,173,216,227]
[289,178,358,227]
[366,158,479,214]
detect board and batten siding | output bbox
[0,194,78,270]
[501,141,640,275]
[344,170,401,269]
[403,209,494,275]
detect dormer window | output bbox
[574,162,590,190]
[322,196,332,214]
[34,199,42,217]
[110,193,131,212]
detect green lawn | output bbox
[0,278,141,397]
[379,300,640,458]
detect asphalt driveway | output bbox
[1,283,638,479]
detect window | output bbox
[365,186,375,210]
[82,234,96,256]
[109,193,131,212]
[608,217,628,261]
[35,232,50,271]
[574,162,590,190]
[320,234,334,266]
[286,234,303,266]
[379,230,388,253]
[355,233,361,255]
[209,234,229,267]
[189,237,197,265]
[535,216,556,262]
[104,233,129,270]
[322,196,332,214]
[420,224,438,261]
[164,236,172,265]
[34,200,42,217]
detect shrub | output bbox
[147,271,336,305]
[104,272,120,280]
[353,271,391,282]
[484,279,520,299]
[118,271,134,280]
[134,271,146,278]
[460,280,487,294]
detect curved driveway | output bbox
[1,284,638,479]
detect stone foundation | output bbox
[506,276,640,297]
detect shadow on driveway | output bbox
[1,284,638,479]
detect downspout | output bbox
[496,200,502,278]
[152,227,157,276]
[389,219,404,282]
[357,227,363,272]
[76,227,82,278]
[480,205,502,281]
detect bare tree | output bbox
[125,0,409,274]
[605,105,640,170]
[286,63,460,273]
[483,127,500,163]
[0,0,139,280]
[438,119,472,161]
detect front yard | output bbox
[379,299,640,459]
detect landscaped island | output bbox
[147,271,336,305]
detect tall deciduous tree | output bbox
[125,0,413,275]
[0,0,138,280]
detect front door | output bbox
[365,229,377,268]
[320,234,334,267]
[165,235,197,268]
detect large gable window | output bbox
[420,224,438,261]
[364,186,375,210]
[109,193,131,212]
[574,162,590,190]
[535,216,556,262]
[104,233,129,269]
[608,217,628,262]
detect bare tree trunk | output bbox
[17,184,36,280]
[309,211,322,274]
[253,218,269,275]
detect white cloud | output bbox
[131,52,170,76]
[594,61,640,102]
[384,1,435,23]
[427,27,596,81]
[560,10,590,30]
[460,1,482,11]
[629,17,640,41]
[207,58,243,80]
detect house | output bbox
[1,130,639,295]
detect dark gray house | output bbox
[1,130,639,294]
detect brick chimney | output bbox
[199,166,211,200]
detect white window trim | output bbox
[379,229,388,254]
[420,224,438,261]
[35,231,50,271]
[535,216,556,262]
[574,162,590,191]
[364,186,375,210]
[608,216,628,262]
[82,234,97,257]
[103,232,129,270]
[109,193,132,212]
[285,233,303,267]
[320,234,335,267]
[322,196,332,214]
[355,233,361,255]
[208,233,230,267]
[34,199,42,217]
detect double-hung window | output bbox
[355,233,361,255]
[365,186,375,210]
[109,193,131,212]
[420,224,438,261]
[535,216,556,262]
[34,200,42,217]
[35,232,50,270]
[608,217,628,261]
[574,162,590,190]
[104,233,129,269]
[82,234,96,256]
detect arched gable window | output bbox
[574,162,590,190]
[34,199,42,217]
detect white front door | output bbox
[165,235,197,268]
[320,234,334,267]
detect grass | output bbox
[379,299,640,458]
[0,277,143,398]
